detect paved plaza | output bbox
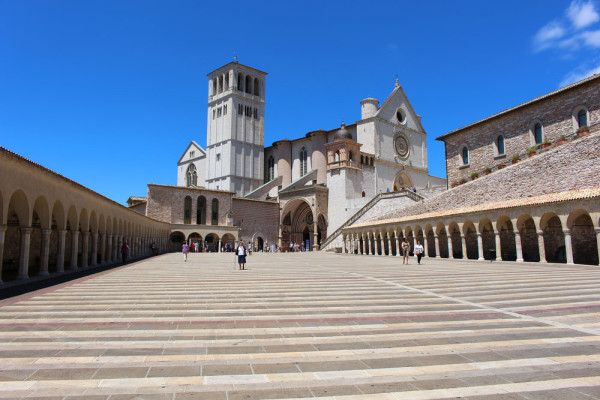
[1,253,600,399]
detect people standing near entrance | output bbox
[414,241,424,265]
[121,241,129,265]
[402,238,411,265]
[237,241,247,270]
[182,242,189,262]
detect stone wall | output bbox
[375,132,600,221]
[441,76,600,184]
[232,198,279,247]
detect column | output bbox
[100,233,106,264]
[57,229,67,272]
[70,230,79,269]
[365,233,371,255]
[447,236,454,259]
[596,228,600,265]
[515,231,524,262]
[461,235,467,260]
[0,225,6,284]
[395,235,401,257]
[564,229,574,265]
[374,234,380,255]
[537,231,547,263]
[423,235,428,257]
[388,237,393,256]
[434,235,441,258]
[477,233,484,261]
[106,234,113,263]
[40,229,51,276]
[494,232,502,261]
[313,221,318,250]
[91,232,98,266]
[81,231,89,268]
[116,235,122,261]
[18,227,32,280]
[218,239,222,253]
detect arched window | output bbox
[461,146,469,165]
[237,73,243,91]
[254,78,260,96]
[496,135,505,155]
[197,196,206,225]
[577,109,588,128]
[224,74,229,90]
[184,196,192,224]
[186,164,197,187]
[361,191,366,197]
[267,156,275,181]
[211,198,219,225]
[245,75,252,94]
[334,151,340,162]
[534,123,543,145]
[218,76,223,94]
[212,80,217,96]
[349,151,353,162]
[299,147,308,176]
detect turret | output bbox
[360,98,379,119]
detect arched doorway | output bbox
[393,172,413,191]
[205,233,220,252]
[281,199,315,251]
[568,210,599,265]
[222,233,236,253]
[169,231,185,252]
[541,213,565,263]
[188,232,202,252]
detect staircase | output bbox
[320,190,424,250]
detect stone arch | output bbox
[567,209,598,265]
[448,222,462,258]
[425,224,435,257]
[393,171,413,192]
[540,212,566,263]
[32,196,50,230]
[222,233,236,252]
[251,231,267,252]
[281,198,315,250]
[205,233,220,252]
[478,218,495,260]
[517,214,539,262]
[3,190,31,281]
[460,220,477,259]
[169,231,185,252]
[496,215,516,261]
[435,222,449,258]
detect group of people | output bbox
[399,238,424,265]
[289,242,307,252]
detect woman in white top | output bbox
[414,241,424,265]
[237,241,247,270]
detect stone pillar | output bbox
[100,233,106,264]
[313,221,319,251]
[0,225,6,284]
[374,234,380,256]
[447,236,454,259]
[537,231,547,263]
[423,235,428,257]
[70,230,80,269]
[40,229,51,276]
[91,232,98,266]
[365,233,371,255]
[494,232,502,261]
[218,239,222,253]
[564,229,574,265]
[106,235,113,263]
[515,231,524,262]
[461,235,467,260]
[596,228,600,265]
[388,237,393,256]
[477,233,484,261]
[57,229,67,273]
[116,235,122,261]
[81,232,89,268]
[18,227,32,280]
[395,236,401,257]
[434,235,441,258]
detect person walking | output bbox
[402,238,411,265]
[237,241,247,270]
[182,242,189,262]
[414,241,424,265]
[121,241,129,265]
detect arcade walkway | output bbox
[1,253,600,399]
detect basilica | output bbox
[173,61,445,251]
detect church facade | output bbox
[175,61,445,250]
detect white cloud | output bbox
[533,20,566,51]
[567,0,600,30]
[560,63,600,86]
[581,29,600,46]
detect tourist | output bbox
[182,241,189,262]
[414,241,424,264]
[402,238,411,265]
[289,242,294,252]
[237,241,247,270]
[121,241,129,265]
[248,242,252,255]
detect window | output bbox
[461,146,469,165]
[216,153,221,161]
[362,191,366,197]
[577,109,588,128]
[534,123,543,145]
[254,78,260,96]
[186,164,197,186]
[211,198,219,225]
[217,107,222,117]
[245,75,252,94]
[212,110,216,119]
[184,196,192,224]
[224,105,227,115]
[254,108,258,119]
[197,196,206,224]
[189,150,195,158]
[237,73,243,91]
[495,135,505,155]
[299,147,308,176]
[267,156,275,181]
[238,104,243,114]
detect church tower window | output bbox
[184,196,192,224]
[461,146,469,166]
[299,147,308,176]
[186,164,197,187]
[237,73,243,91]
[197,196,206,224]
[245,75,252,94]
[577,109,588,128]
[495,135,505,156]
[254,78,260,96]
[211,199,219,225]
[267,156,275,181]
[533,122,543,145]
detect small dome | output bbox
[334,122,353,141]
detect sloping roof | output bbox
[348,186,600,229]
[436,73,600,141]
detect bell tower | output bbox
[205,62,267,196]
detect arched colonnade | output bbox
[342,196,600,266]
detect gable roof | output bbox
[375,84,425,132]
[177,141,206,165]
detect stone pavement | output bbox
[1,253,600,400]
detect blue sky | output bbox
[1,0,599,204]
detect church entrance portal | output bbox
[393,172,413,191]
